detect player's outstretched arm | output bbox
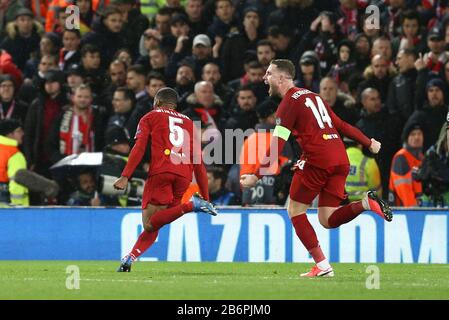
[193,162,210,201]
[113,176,128,190]
[369,138,381,154]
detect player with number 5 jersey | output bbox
[114,87,217,272]
[240,60,392,277]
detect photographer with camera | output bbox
[414,120,449,207]
[389,122,424,207]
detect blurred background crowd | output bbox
[0,0,448,208]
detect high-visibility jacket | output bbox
[45,0,73,32]
[345,146,381,201]
[389,147,423,207]
[239,130,288,177]
[0,135,29,206]
[139,0,166,19]
[31,0,50,24]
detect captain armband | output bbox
[273,125,291,141]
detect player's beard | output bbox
[268,83,279,97]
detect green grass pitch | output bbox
[0,261,448,300]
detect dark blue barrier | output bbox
[0,207,447,263]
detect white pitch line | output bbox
[21,278,153,283]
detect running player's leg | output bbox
[318,165,392,229]
[128,204,165,260]
[145,173,194,232]
[289,167,333,276]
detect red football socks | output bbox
[327,201,364,228]
[291,214,326,264]
[130,230,159,259]
[149,202,194,231]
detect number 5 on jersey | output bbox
[169,116,184,147]
[305,96,333,129]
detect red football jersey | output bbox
[275,87,371,169]
[122,107,201,180]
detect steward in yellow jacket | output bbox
[0,119,29,206]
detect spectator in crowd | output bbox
[131,71,165,138]
[152,7,172,36]
[221,6,263,82]
[137,28,162,61]
[183,81,224,141]
[225,85,258,132]
[0,49,23,87]
[174,61,196,110]
[228,60,267,102]
[23,69,69,176]
[389,122,424,207]
[24,32,60,79]
[107,86,136,133]
[99,59,127,112]
[387,48,418,122]
[65,64,85,95]
[206,165,237,206]
[405,78,449,152]
[267,25,298,63]
[201,62,233,111]
[256,39,276,72]
[0,75,27,123]
[77,0,98,35]
[207,0,238,40]
[358,54,395,103]
[371,36,393,62]
[126,64,150,108]
[357,87,402,199]
[381,0,407,38]
[319,77,359,126]
[185,0,207,35]
[21,54,58,100]
[0,118,28,206]
[353,33,371,73]
[423,27,449,76]
[66,169,99,206]
[59,29,82,72]
[82,4,127,69]
[299,10,344,74]
[391,9,426,57]
[295,51,321,93]
[344,137,382,202]
[45,84,106,164]
[114,0,149,59]
[166,33,215,81]
[328,39,357,93]
[162,13,192,56]
[0,8,42,71]
[113,48,133,69]
[147,46,169,74]
[79,44,105,96]
[418,122,449,207]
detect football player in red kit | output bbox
[240,60,392,277]
[114,87,217,272]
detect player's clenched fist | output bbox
[369,138,381,154]
[113,176,128,190]
[240,174,259,188]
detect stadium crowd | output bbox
[0,0,448,207]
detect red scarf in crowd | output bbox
[194,107,218,125]
[59,109,95,155]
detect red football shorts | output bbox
[142,172,191,209]
[289,162,349,207]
